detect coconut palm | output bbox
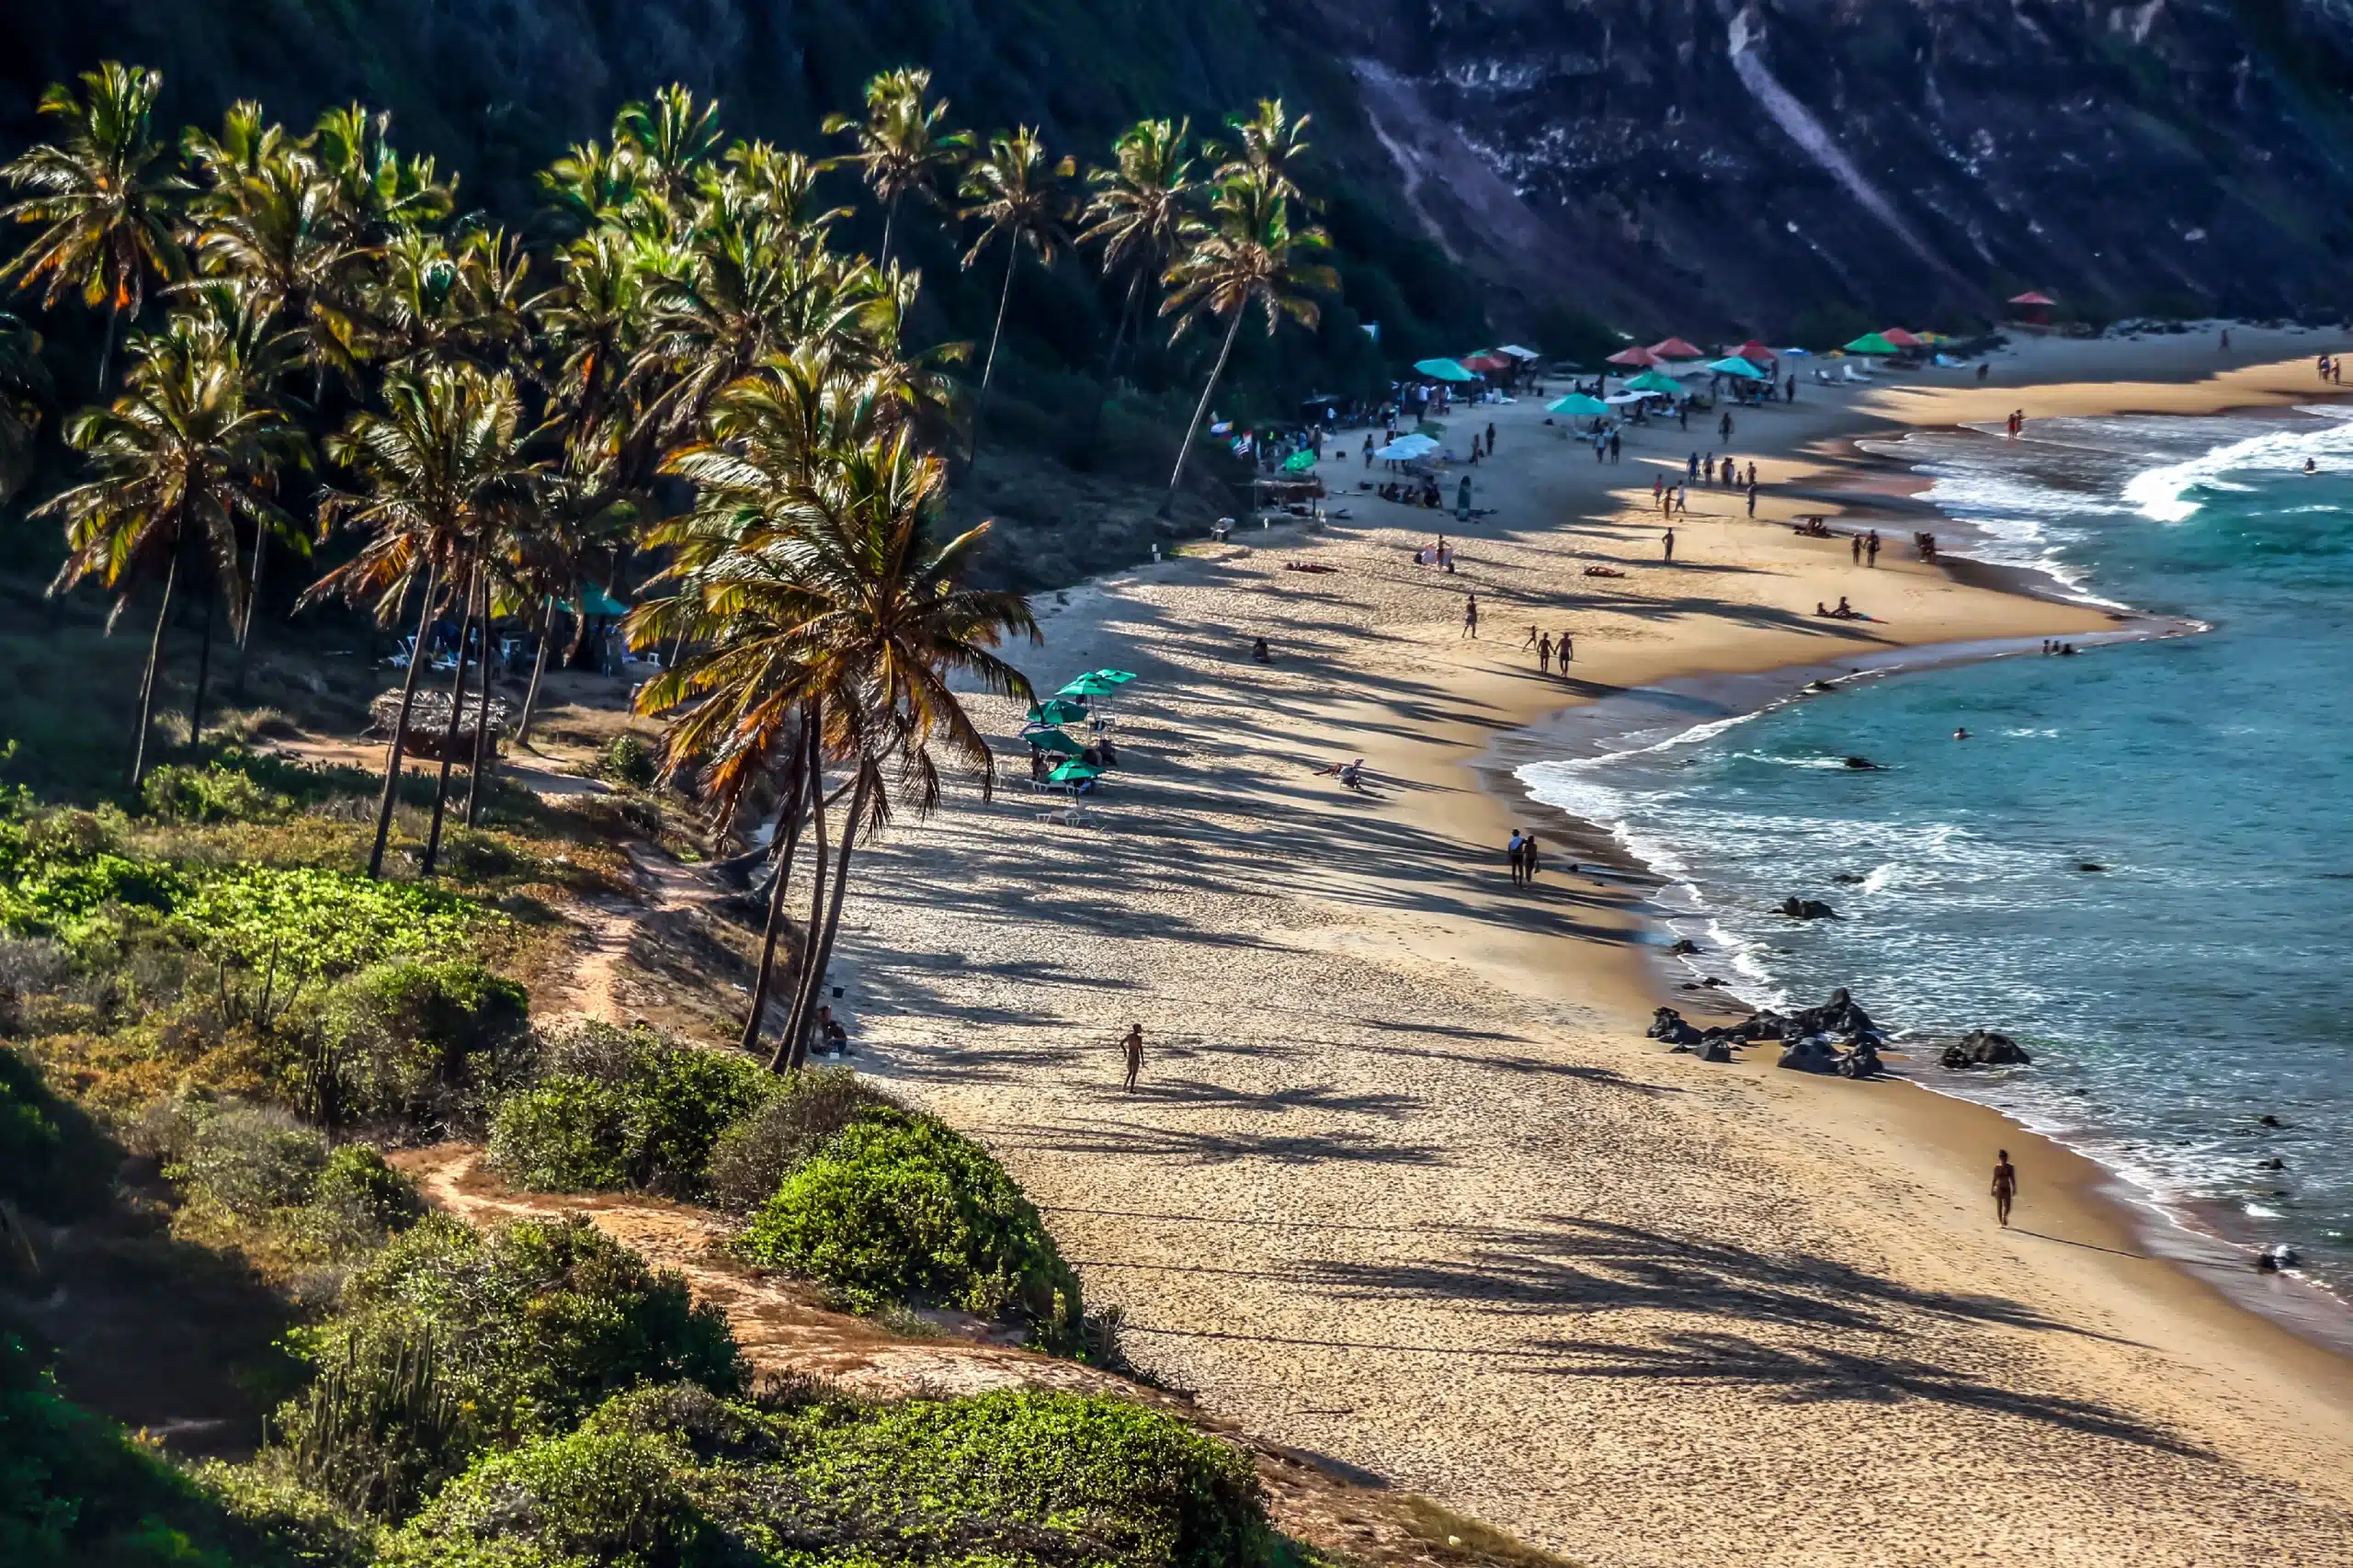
[1156,170,1335,517]
[306,104,453,243]
[823,68,971,272]
[613,85,724,218]
[1081,118,1197,378]
[958,129,1074,397]
[631,359,1034,1066]
[38,305,301,784]
[0,62,188,394]
[304,363,538,878]
[1211,98,1312,200]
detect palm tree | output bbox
[823,69,970,272]
[1155,170,1335,517]
[631,358,1035,1067]
[958,129,1074,399]
[0,62,188,395]
[1080,119,1197,378]
[38,308,301,785]
[1210,98,1312,200]
[0,311,51,503]
[305,364,538,878]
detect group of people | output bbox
[1415,536,1459,571]
[1519,624,1574,674]
[2040,639,2080,656]
[2321,355,2344,385]
[1504,828,1545,887]
[1815,596,1864,619]
[1850,529,1882,566]
[1315,756,1368,791]
[1914,530,1940,561]
[1688,451,1756,489]
[2004,408,2028,437]
[1377,476,1446,508]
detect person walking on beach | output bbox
[1486,420,1497,454]
[1608,430,1621,462]
[1522,624,1540,652]
[1851,534,1862,564]
[1688,451,1699,482]
[1121,1024,1145,1091]
[1746,482,1758,517]
[1719,410,1734,441]
[1653,473,1664,505]
[1663,527,1676,562]
[1462,594,1479,638]
[1992,1149,2018,1227]
[1786,372,1797,403]
[1557,631,1573,666]
[1521,832,1541,885]
[1675,483,1688,516]
[1867,529,1881,566]
[1538,632,1552,674]
[1506,829,1526,888]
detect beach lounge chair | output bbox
[1842,363,1871,383]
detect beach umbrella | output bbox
[1844,332,1901,356]
[1092,669,1138,685]
[2007,290,2055,306]
[1548,393,1611,416]
[1603,391,1651,406]
[1880,328,1925,349]
[1460,351,1512,373]
[1496,344,1541,360]
[1733,339,1776,364]
[1649,336,1705,360]
[1626,369,1683,395]
[1027,698,1089,726]
[1058,673,1121,699]
[1708,356,1768,380]
[1413,357,1479,382]
[1047,759,1105,786]
[1373,434,1439,460]
[1779,347,1811,357]
[1605,346,1659,368]
[1028,729,1085,756]
[1281,448,1319,472]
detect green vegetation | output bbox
[704,1064,906,1212]
[735,1108,1085,1349]
[489,1023,779,1199]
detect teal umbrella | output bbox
[1281,448,1319,472]
[1047,759,1105,785]
[1028,729,1085,757]
[1026,698,1089,725]
[1058,674,1120,699]
[1707,356,1767,380]
[1548,393,1610,416]
[1844,332,1901,356]
[1413,358,1479,383]
[1092,669,1138,685]
[1626,369,1683,395]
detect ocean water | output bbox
[1519,405,2353,1306]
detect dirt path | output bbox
[546,844,707,1025]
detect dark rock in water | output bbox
[1679,982,1700,991]
[2257,1244,2302,1272]
[2075,861,2108,873]
[1940,1029,2033,1070]
[1829,872,1867,884]
[1697,1039,1733,1063]
[1838,1039,1885,1078]
[1779,896,1839,920]
[1699,976,1724,986]
[2265,1157,2289,1171]
[2260,1114,2285,1128]
[1778,1036,1843,1074]
[1842,756,1884,770]
[1645,1006,1706,1046]
[1803,679,1836,693]
[1666,937,1702,956]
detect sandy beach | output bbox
[818,327,2353,1566]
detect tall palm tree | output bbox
[958,129,1074,398]
[823,68,971,272]
[1156,170,1335,517]
[38,308,301,784]
[631,360,1035,1067]
[304,364,537,878]
[1211,98,1312,200]
[0,62,188,395]
[1081,119,1197,379]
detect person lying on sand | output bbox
[1315,756,1366,778]
[1583,565,1626,578]
[1815,597,1868,620]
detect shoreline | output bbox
[838,329,2353,1565]
[1467,621,2353,1358]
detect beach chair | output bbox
[386,635,416,669]
[1842,363,1871,383]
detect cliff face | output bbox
[1294,0,2353,331]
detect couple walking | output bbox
[1505,828,1543,888]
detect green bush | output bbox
[170,1103,330,1220]
[327,1214,744,1446]
[137,750,380,826]
[703,1066,904,1213]
[274,1324,472,1524]
[325,960,533,1137]
[382,1426,717,1568]
[173,866,498,978]
[489,1025,776,1199]
[312,1144,427,1235]
[589,733,661,790]
[733,1112,1084,1348]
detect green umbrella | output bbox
[1626,369,1682,395]
[1413,358,1479,383]
[1707,356,1767,380]
[1548,393,1610,416]
[1091,669,1138,685]
[1047,759,1105,785]
[1026,698,1089,725]
[1057,674,1120,699]
[1028,729,1085,757]
[1281,448,1319,472]
[1844,332,1901,356]
[559,587,631,618]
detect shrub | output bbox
[173,866,498,978]
[324,960,532,1137]
[733,1112,1084,1348]
[312,1144,427,1234]
[330,1214,744,1445]
[171,1103,330,1219]
[274,1324,471,1524]
[489,1024,776,1199]
[589,733,661,790]
[703,1066,904,1213]
[381,1426,717,1568]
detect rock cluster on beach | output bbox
[1646,987,1886,1077]
[1779,896,1839,920]
[1940,1029,2033,1069]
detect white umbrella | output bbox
[1373,434,1439,460]
[1495,344,1541,360]
[1603,391,1652,405]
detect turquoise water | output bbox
[1520,407,2353,1304]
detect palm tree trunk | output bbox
[779,744,835,1068]
[787,768,867,1073]
[462,585,498,827]
[96,298,119,399]
[1104,267,1145,380]
[129,551,180,789]
[516,597,554,747]
[233,524,268,701]
[420,560,480,877]
[1159,308,1245,518]
[367,562,441,879]
[751,714,817,1066]
[980,243,1018,393]
[188,582,215,749]
[880,193,902,274]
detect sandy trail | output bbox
[787,335,2353,1567]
